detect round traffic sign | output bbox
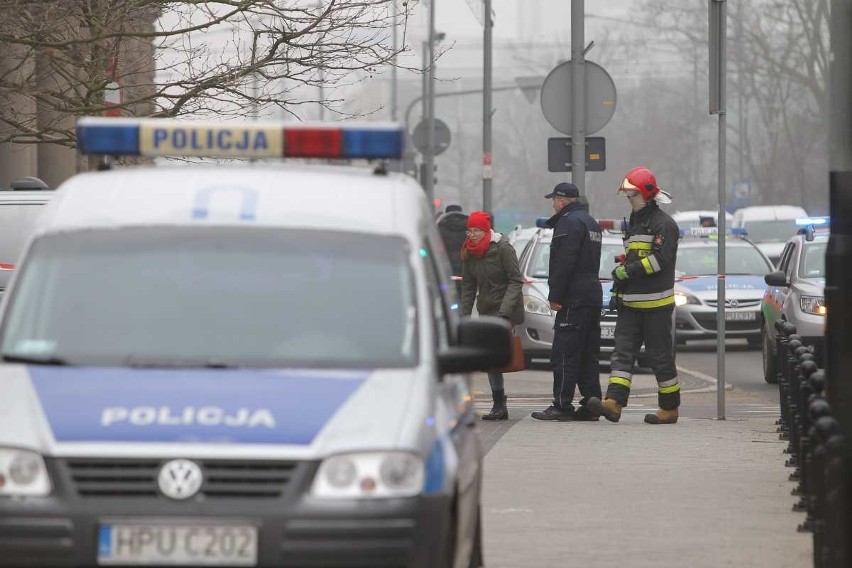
[540,60,617,135]
[412,118,452,156]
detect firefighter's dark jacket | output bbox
[546,201,603,308]
[618,201,680,310]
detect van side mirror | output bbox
[764,270,789,287]
[438,316,512,375]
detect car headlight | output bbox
[0,448,51,496]
[311,452,424,499]
[524,295,551,316]
[674,291,701,307]
[800,296,826,315]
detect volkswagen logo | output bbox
[158,459,203,500]
[725,299,739,308]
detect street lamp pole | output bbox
[482,0,493,212]
[424,0,437,203]
[391,0,398,122]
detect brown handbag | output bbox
[495,335,525,373]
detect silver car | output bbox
[515,228,642,365]
[673,232,774,347]
[760,223,827,383]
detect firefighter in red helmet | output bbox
[586,167,682,424]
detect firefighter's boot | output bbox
[586,397,623,423]
[481,390,508,421]
[644,408,679,424]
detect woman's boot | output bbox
[481,390,508,420]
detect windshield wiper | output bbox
[2,353,68,366]
[124,356,240,369]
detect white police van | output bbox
[0,118,511,567]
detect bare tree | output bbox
[0,0,416,148]
[634,0,829,210]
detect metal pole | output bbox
[391,0,398,121]
[827,0,852,490]
[419,41,429,186]
[715,0,727,420]
[482,0,493,212]
[570,0,585,195]
[424,0,436,203]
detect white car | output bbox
[515,226,650,366]
[732,205,808,266]
[673,229,774,346]
[0,118,510,567]
[671,209,734,230]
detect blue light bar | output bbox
[75,118,405,160]
[795,216,829,227]
[535,217,549,228]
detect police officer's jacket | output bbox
[546,201,603,308]
[618,201,680,310]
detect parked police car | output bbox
[761,218,828,383]
[0,118,511,567]
[673,227,774,346]
[514,222,650,367]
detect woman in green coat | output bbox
[460,211,525,420]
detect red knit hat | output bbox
[467,211,491,232]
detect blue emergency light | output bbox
[75,118,405,160]
[795,216,829,227]
[535,217,549,229]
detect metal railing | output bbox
[773,320,848,568]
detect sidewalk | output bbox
[478,396,812,567]
[471,365,726,401]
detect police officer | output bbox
[587,167,681,425]
[531,183,603,421]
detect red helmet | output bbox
[618,166,671,203]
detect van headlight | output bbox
[0,449,51,496]
[524,295,552,316]
[800,296,826,315]
[311,452,424,499]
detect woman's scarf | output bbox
[462,234,491,258]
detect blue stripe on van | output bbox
[29,367,368,445]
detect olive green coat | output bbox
[460,235,525,325]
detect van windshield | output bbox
[743,219,799,243]
[0,228,417,368]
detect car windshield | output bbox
[742,219,799,243]
[799,241,827,279]
[676,243,773,276]
[524,240,624,280]
[0,227,417,368]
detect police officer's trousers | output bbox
[551,306,602,410]
[604,305,680,410]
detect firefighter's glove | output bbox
[612,265,628,281]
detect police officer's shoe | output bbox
[531,405,574,421]
[586,397,623,423]
[572,405,600,421]
[644,408,679,424]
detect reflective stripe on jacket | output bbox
[621,202,679,310]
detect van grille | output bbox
[65,458,297,498]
